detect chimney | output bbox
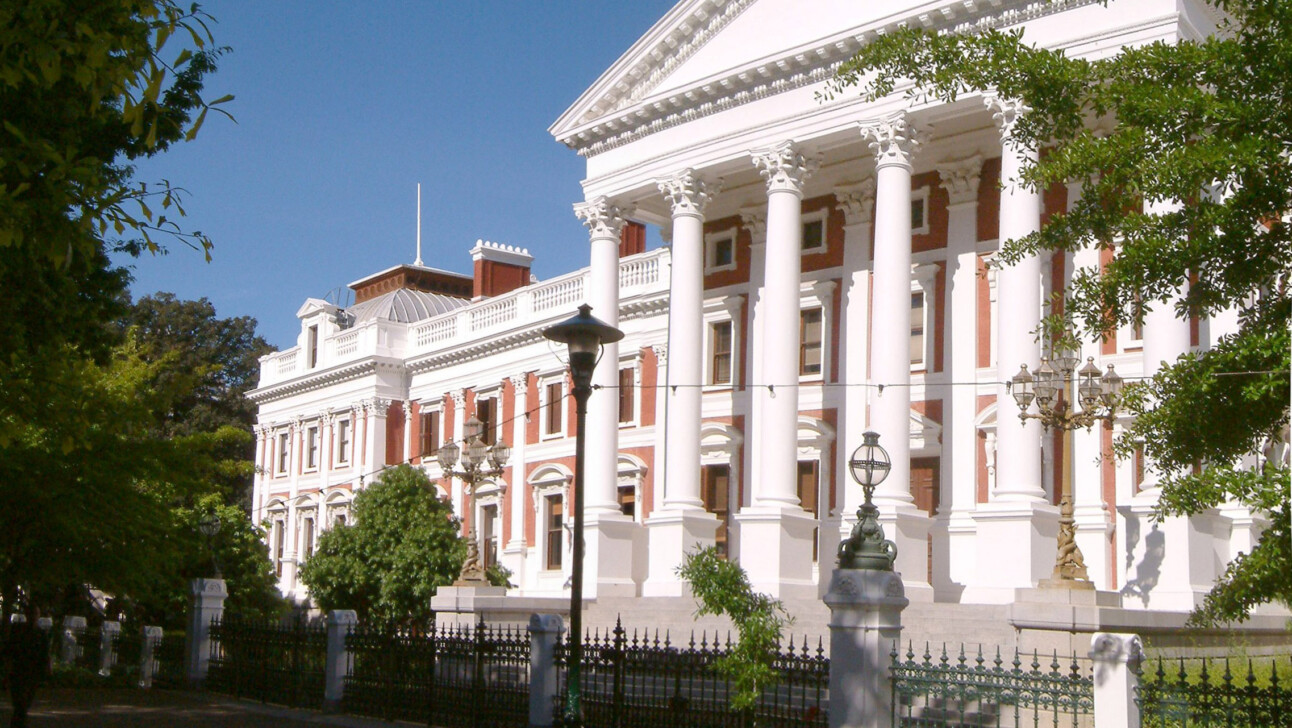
[470,240,534,299]
[620,221,646,257]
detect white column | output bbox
[506,375,529,555]
[736,141,819,598]
[740,206,767,518]
[830,180,875,561]
[449,390,466,518]
[362,399,389,474]
[644,170,721,597]
[965,97,1059,602]
[402,401,413,465]
[251,426,268,524]
[937,155,983,593]
[575,195,639,598]
[319,413,333,489]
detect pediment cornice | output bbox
[247,357,405,405]
[552,0,1104,158]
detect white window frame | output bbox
[800,208,830,255]
[474,485,503,570]
[529,470,571,574]
[798,280,836,382]
[303,425,320,472]
[474,388,502,445]
[703,295,744,389]
[704,226,738,273]
[299,510,317,559]
[275,430,291,477]
[910,263,939,372]
[417,404,443,459]
[539,373,567,440]
[334,414,353,467]
[911,185,931,236]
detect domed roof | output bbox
[347,288,468,324]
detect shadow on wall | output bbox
[1118,508,1165,607]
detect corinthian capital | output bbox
[985,95,1030,141]
[861,115,927,169]
[656,169,719,219]
[573,196,625,240]
[836,178,876,226]
[739,206,767,245]
[936,155,983,206]
[751,141,819,195]
[508,373,529,396]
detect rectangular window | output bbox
[480,505,497,571]
[701,465,731,559]
[800,309,823,376]
[706,233,736,271]
[307,325,319,369]
[477,398,495,445]
[797,461,820,562]
[711,321,733,385]
[545,496,563,570]
[305,426,319,470]
[420,410,440,457]
[911,199,925,230]
[618,486,636,520]
[302,517,315,559]
[618,368,635,423]
[545,381,564,436]
[910,291,926,366]
[802,217,825,250]
[336,419,351,464]
[277,432,291,475]
[274,521,285,577]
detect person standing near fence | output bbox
[4,606,51,728]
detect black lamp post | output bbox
[198,512,222,579]
[542,304,623,727]
[838,431,898,571]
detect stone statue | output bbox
[454,530,488,586]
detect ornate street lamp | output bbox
[437,416,511,495]
[542,304,623,728]
[1010,327,1124,586]
[198,512,222,579]
[838,431,898,571]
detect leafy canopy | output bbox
[299,466,466,628]
[677,548,793,710]
[827,0,1290,624]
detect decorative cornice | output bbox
[937,155,984,206]
[751,141,819,195]
[573,196,625,241]
[657,168,720,219]
[559,0,1102,157]
[836,178,876,226]
[861,115,926,170]
[739,206,767,245]
[247,358,405,405]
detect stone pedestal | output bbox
[1089,632,1143,728]
[583,512,642,598]
[734,506,817,599]
[1121,494,1219,611]
[528,614,565,728]
[140,626,163,688]
[642,508,718,596]
[876,506,934,600]
[430,584,509,627]
[824,569,909,728]
[59,616,86,665]
[324,610,357,710]
[98,621,121,676]
[185,578,227,686]
[962,502,1059,603]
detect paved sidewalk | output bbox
[0,688,419,727]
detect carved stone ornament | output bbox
[985,95,1031,142]
[836,178,877,226]
[403,401,414,423]
[573,196,625,240]
[318,412,335,428]
[657,168,719,218]
[651,343,668,367]
[450,389,467,410]
[364,398,391,417]
[751,141,819,195]
[861,115,927,170]
[829,571,860,598]
[454,529,489,586]
[508,373,529,396]
[936,155,984,206]
[738,206,768,244]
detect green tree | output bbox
[677,548,793,711]
[299,466,466,628]
[827,0,1290,624]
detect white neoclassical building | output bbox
[249,0,1281,641]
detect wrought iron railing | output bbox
[555,617,829,728]
[343,618,530,727]
[151,630,186,688]
[1137,655,1291,727]
[890,642,1094,728]
[206,614,327,710]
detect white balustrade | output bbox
[414,318,458,347]
[619,254,660,290]
[470,297,517,331]
[276,349,298,376]
[332,330,359,358]
[531,275,586,313]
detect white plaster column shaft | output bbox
[751,141,818,507]
[937,155,983,591]
[450,390,466,518]
[576,196,626,515]
[834,180,875,523]
[740,206,768,514]
[506,375,529,554]
[401,401,413,465]
[989,97,1046,502]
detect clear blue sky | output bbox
[118,1,675,349]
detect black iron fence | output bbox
[342,618,531,727]
[1137,655,1291,727]
[151,630,187,688]
[555,618,829,728]
[206,614,327,709]
[890,642,1094,728]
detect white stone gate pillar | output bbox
[528,613,565,728]
[324,610,357,711]
[1090,632,1143,728]
[185,577,227,686]
[824,569,908,728]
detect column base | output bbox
[942,509,979,599]
[1119,494,1221,611]
[1072,503,1114,591]
[875,502,935,602]
[583,511,644,598]
[960,501,1059,604]
[642,508,719,597]
[733,506,817,599]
